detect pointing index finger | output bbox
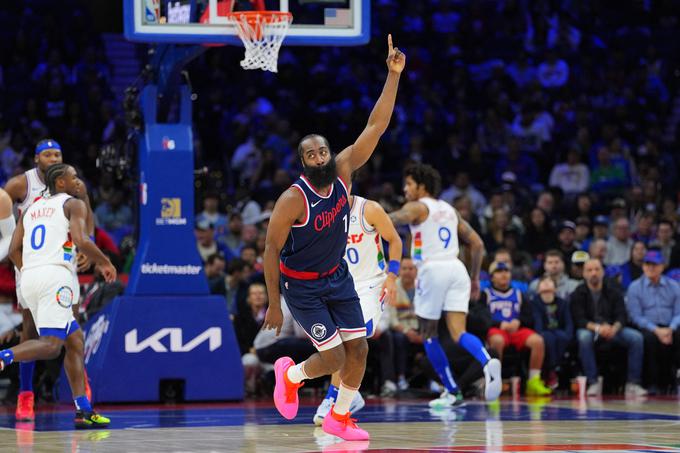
[388,34,393,52]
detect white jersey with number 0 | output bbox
[409,197,459,267]
[22,193,76,272]
[344,196,386,283]
[17,168,47,215]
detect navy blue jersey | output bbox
[280,175,350,277]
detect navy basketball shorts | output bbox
[281,260,366,351]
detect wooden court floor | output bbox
[0,397,678,452]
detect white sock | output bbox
[529,369,541,379]
[333,382,358,415]
[286,362,309,384]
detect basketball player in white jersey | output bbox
[3,139,95,421]
[313,194,402,426]
[3,163,115,428]
[389,163,502,406]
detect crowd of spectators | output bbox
[0,0,679,399]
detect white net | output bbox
[226,11,292,73]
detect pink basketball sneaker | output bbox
[321,407,369,441]
[273,357,303,420]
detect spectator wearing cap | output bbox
[570,259,646,397]
[650,219,676,267]
[626,248,680,393]
[195,220,232,263]
[570,250,590,280]
[609,198,629,222]
[606,241,645,290]
[479,262,551,396]
[605,218,634,266]
[548,147,590,196]
[480,249,530,293]
[555,221,578,271]
[581,216,609,253]
[196,192,228,238]
[529,249,579,300]
[530,276,573,389]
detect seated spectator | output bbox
[632,212,655,245]
[94,189,133,238]
[204,253,226,291]
[213,258,251,316]
[530,277,573,389]
[522,207,554,260]
[570,259,646,396]
[588,239,608,263]
[625,249,680,393]
[440,171,486,218]
[479,262,551,396]
[570,251,590,280]
[196,192,228,238]
[555,222,579,272]
[548,147,590,196]
[604,218,633,266]
[481,249,530,291]
[606,241,645,290]
[234,282,268,357]
[195,220,232,263]
[386,257,421,392]
[650,219,676,267]
[574,217,591,250]
[590,146,630,195]
[218,212,245,258]
[582,215,610,252]
[529,249,579,300]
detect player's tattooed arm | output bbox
[456,209,485,300]
[263,188,305,335]
[388,201,426,226]
[335,34,404,181]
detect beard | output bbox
[303,157,337,188]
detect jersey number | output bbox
[346,247,359,264]
[438,227,451,249]
[30,225,46,250]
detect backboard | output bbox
[124,0,369,46]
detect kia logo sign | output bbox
[125,327,222,353]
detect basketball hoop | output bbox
[225,11,293,73]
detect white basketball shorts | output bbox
[355,274,387,338]
[414,258,471,320]
[20,265,79,332]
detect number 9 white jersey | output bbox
[22,193,76,272]
[409,197,459,267]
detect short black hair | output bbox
[297,134,330,159]
[45,163,70,194]
[403,163,442,197]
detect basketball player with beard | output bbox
[263,35,405,441]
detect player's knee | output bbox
[347,338,368,362]
[321,345,346,372]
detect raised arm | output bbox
[365,200,402,306]
[8,212,25,270]
[388,201,428,226]
[262,188,306,335]
[456,209,485,300]
[335,34,405,182]
[64,198,116,283]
